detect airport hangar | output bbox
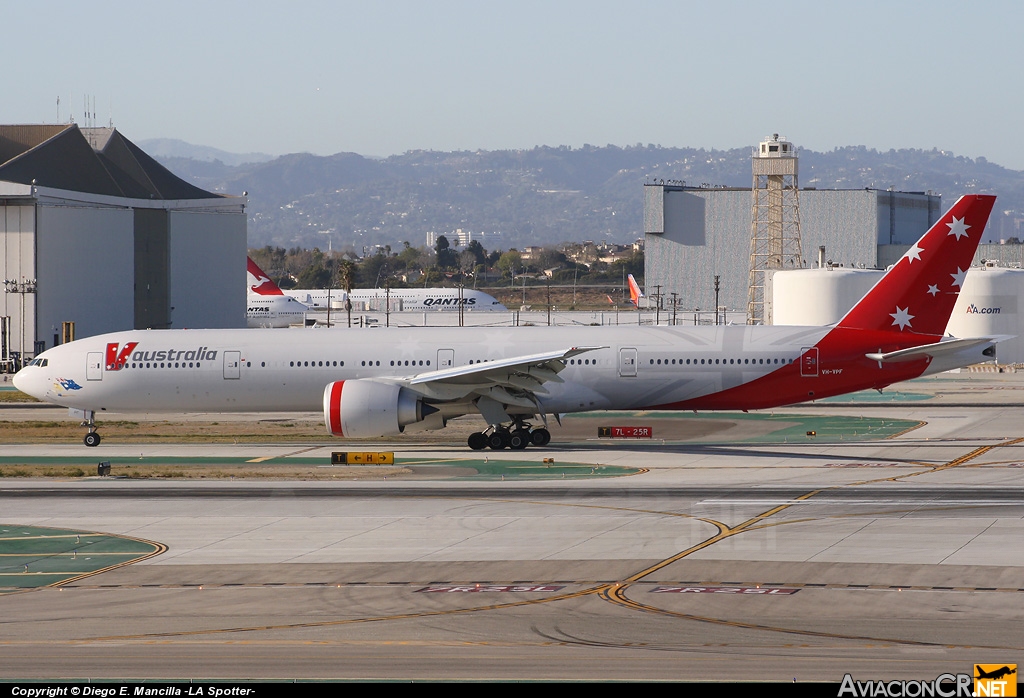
[644,182,1024,320]
[0,124,246,369]
[642,184,945,320]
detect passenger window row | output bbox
[649,357,795,366]
[123,362,201,369]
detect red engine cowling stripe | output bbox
[329,381,345,436]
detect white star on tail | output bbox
[890,306,914,330]
[927,284,940,296]
[904,243,924,263]
[950,267,967,288]
[946,216,971,240]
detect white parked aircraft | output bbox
[16,196,1000,450]
[248,258,507,314]
[247,294,310,328]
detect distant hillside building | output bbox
[643,184,943,319]
[0,124,246,368]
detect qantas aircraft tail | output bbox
[835,194,996,337]
[248,257,285,296]
[627,274,644,307]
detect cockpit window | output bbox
[26,358,48,367]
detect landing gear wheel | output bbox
[530,428,551,447]
[468,432,488,450]
[509,429,530,450]
[487,430,510,450]
[84,432,101,448]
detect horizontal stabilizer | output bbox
[865,336,1010,364]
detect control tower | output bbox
[747,134,803,324]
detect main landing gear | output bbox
[81,411,101,447]
[467,418,551,451]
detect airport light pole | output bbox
[547,276,552,326]
[714,275,721,326]
[458,283,464,327]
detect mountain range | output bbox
[151,142,1024,252]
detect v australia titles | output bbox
[105,342,220,370]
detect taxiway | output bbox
[0,373,1022,681]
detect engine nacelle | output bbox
[323,380,436,438]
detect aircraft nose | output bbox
[12,366,30,393]
[12,364,43,399]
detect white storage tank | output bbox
[947,267,1024,364]
[772,265,1024,364]
[769,268,882,326]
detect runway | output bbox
[1,374,1023,681]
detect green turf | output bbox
[401,458,637,480]
[0,456,642,480]
[723,413,920,442]
[566,410,920,442]
[818,390,932,403]
[0,525,162,592]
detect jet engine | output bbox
[323,380,437,438]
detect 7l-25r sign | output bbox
[598,426,653,438]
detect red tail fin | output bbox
[247,257,285,296]
[836,194,996,336]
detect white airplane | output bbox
[247,295,310,328]
[248,258,508,314]
[246,258,311,327]
[16,195,1000,451]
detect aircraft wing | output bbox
[865,336,1010,364]
[394,346,606,410]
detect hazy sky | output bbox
[5,1,1024,167]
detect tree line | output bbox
[249,238,644,290]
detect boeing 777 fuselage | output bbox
[15,195,1000,450]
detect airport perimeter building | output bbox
[643,185,944,319]
[0,125,246,368]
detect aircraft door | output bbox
[800,347,819,377]
[86,352,103,381]
[437,349,454,369]
[223,351,241,379]
[618,347,637,377]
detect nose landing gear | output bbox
[80,411,101,447]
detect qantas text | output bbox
[422,297,476,306]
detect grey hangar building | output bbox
[0,124,246,369]
[641,184,1017,321]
